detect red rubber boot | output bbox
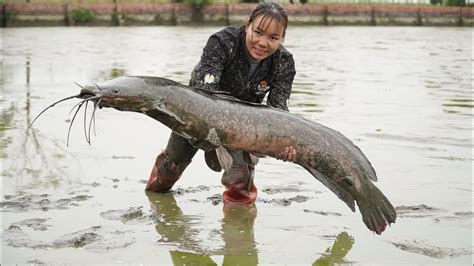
[221,164,257,205]
[146,151,190,192]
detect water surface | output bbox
[1,26,472,264]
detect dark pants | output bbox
[147,132,257,204]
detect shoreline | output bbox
[1,3,473,27]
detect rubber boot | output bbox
[222,164,257,205]
[146,151,190,192]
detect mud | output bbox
[303,209,343,217]
[100,206,153,224]
[1,192,93,212]
[258,195,312,206]
[395,204,444,218]
[170,185,212,195]
[261,186,322,195]
[12,218,51,231]
[4,222,135,251]
[390,240,473,259]
[206,193,223,206]
[395,204,474,224]
[27,259,45,264]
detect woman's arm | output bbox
[189,35,230,92]
[268,51,297,161]
[267,52,296,111]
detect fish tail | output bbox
[356,183,397,235]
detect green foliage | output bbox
[443,0,465,5]
[430,0,442,4]
[186,0,208,9]
[300,0,308,4]
[111,10,120,25]
[72,8,95,24]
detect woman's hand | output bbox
[277,146,296,162]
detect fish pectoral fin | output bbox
[204,150,222,172]
[298,160,356,212]
[189,138,218,152]
[153,103,186,126]
[215,146,233,172]
[249,152,267,158]
[243,151,260,165]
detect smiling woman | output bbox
[244,2,288,61]
[146,2,298,205]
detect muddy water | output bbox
[1,26,472,264]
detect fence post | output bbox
[416,8,422,25]
[1,4,6,28]
[370,5,376,25]
[225,3,230,26]
[112,1,120,26]
[171,4,177,25]
[457,6,464,26]
[64,3,70,26]
[323,5,329,26]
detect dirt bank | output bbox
[1,3,472,27]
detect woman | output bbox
[146,2,296,204]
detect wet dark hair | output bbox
[248,2,288,38]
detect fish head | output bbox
[79,76,161,112]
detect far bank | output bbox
[1,3,473,27]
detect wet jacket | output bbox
[189,26,296,111]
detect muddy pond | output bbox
[1,26,472,264]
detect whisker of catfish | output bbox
[92,82,103,91]
[67,101,85,147]
[68,96,97,115]
[83,100,91,145]
[29,94,79,129]
[73,82,84,89]
[88,99,101,145]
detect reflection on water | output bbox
[146,192,259,264]
[313,232,354,266]
[146,192,353,265]
[220,205,258,265]
[1,27,472,264]
[147,192,203,252]
[2,56,69,189]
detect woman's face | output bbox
[245,15,285,61]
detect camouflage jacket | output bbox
[189,26,296,111]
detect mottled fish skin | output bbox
[80,76,397,234]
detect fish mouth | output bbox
[79,87,98,99]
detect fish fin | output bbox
[216,147,233,172]
[204,150,222,172]
[189,128,224,152]
[189,138,217,152]
[243,151,260,165]
[350,143,378,182]
[152,103,186,126]
[249,152,267,158]
[300,161,396,234]
[195,89,273,108]
[355,182,397,235]
[299,161,356,212]
[146,107,185,130]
